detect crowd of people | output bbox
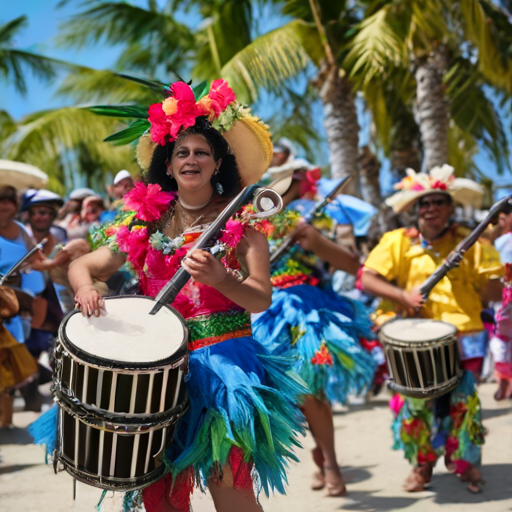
[2,76,512,512]
[0,170,135,426]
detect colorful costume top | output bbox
[268,209,334,289]
[94,182,272,351]
[363,226,503,333]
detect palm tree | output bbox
[1,106,141,193]
[346,0,512,175]
[0,16,67,95]
[55,1,369,192]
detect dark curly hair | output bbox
[145,117,241,197]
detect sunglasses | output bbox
[29,209,54,217]
[418,198,449,209]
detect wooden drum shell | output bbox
[379,319,462,399]
[52,296,189,491]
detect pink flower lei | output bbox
[148,79,236,146]
[123,182,176,222]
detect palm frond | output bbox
[0,110,17,140]
[0,108,138,193]
[219,20,323,103]
[460,0,512,92]
[446,61,510,174]
[56,2,187,49]
[0,16,27,44]
[57,68,160,104]
[262,81,322,163]
[447,122,479,178]
[345,6,405,88]
[364,81,393,154]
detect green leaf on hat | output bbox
[87,105,149,119]
[103,119,151,145]
[192,80,209,101]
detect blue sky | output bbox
[2,0,512,199]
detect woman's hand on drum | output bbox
[182,249,227,287]
[400,288,425,310]
[74,284,105,318]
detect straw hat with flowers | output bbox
[90,77,273,188]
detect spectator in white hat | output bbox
[56,187,96,234]
[109,170,134,200]
[101,170,135,224]
[270,138,296,167]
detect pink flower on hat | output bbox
[208,79,236,116]
[147,79,237,145]
[124,182,176,222]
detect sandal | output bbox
[460,465,483,493]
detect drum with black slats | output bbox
[53,295,189,491]
[379,318,462,399]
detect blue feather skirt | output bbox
[29,335,306,498]
[252,284,376,405]
[166,335,306,495]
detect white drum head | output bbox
[381,318,456,343]
[64,296,186,363]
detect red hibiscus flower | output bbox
[208,79,236,117]
[418,451,437,465]
[311,344,333,366]
[148,103,171,145]
[172,81,195,102]
[432,180,448,190]
[116,225,149,270]
[255,219,274,237]
[219,220,245,248]
[403,418,424,439]
[124,182,176,222]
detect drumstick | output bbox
[0,238,48,285]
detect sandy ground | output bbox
[1,383,511,512]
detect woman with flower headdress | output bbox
[360,165,503,493]
[31,79,305,512]
[252,159,377,497]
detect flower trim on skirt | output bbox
[390,370,485,469]
[252,284,376,404]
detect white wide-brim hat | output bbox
[385,166,484,213]
[262,158,319,196]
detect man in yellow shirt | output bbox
[361,165,503,493]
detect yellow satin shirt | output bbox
[363,226,504,333]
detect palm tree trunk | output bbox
[390,144,422,179]
[319,66,361,196]
[359,145,381,206]
[414,53,449,172]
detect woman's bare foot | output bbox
[311,447,325,490]
[494,379,509,401]
[445,454,456,474]
[403,464,433,492]
[324,466,347,497]
[460,465,483,493]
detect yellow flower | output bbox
[162,97,178,116]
